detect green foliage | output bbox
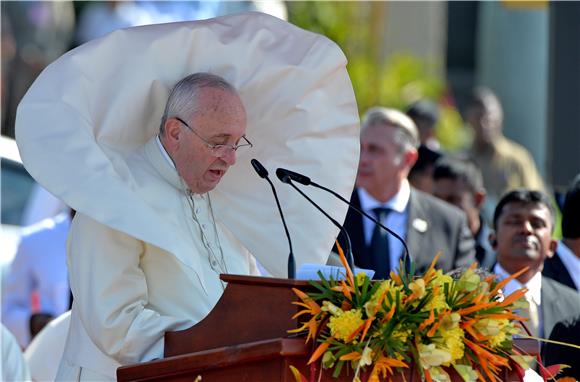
[287,2,470,152]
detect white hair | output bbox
[159,72,238,134]
[362,106,420,155]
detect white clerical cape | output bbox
[16,12,360,380]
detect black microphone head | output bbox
[276,168,291,183]
[251,159,269,179]
[277,168,311,185]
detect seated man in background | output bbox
[433,157,495,270]
[489,189,580,350]
[543,173,580,291]
[343,106,475,279]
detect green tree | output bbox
[287,2,469,151]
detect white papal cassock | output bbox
[16,12,360,380]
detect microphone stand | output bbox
[277,168,412,273]
[251,159,295,279]
[277,171,355,272]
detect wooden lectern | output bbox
[117,275,538,382]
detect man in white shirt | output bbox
[342,107,476,278]
[2,211,72,348]
[489,189,580,349]
[543,173,580,291]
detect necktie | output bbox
[521,292,540,338]
[370,207,391,279]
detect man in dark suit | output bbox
[489,189,580,346]
[342,107,475,278]
[432,157,496,270]
[543,173,580,291]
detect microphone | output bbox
[276,167,411,270]
[275,168,355,272]
[250,159,295,279]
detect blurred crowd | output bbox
[1,0,286,138]
[1,2,579,381]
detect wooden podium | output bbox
[117,275,538,382]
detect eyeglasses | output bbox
[175,117,253,158]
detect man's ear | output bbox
[489,231,498,249]
[474,190,486,209]
[404,148,419,169]
[161,118,182,151]
[547,239,558,258]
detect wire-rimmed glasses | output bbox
[175,117,253,157]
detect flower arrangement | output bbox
[289,245,540,382]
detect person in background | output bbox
[433,157,495,270]
[543,173,580,291]
[406,99,440,151]
[408,144,442,194]
[1,324,31,381]
[2,210,73,349]
[489,189,580,350]
[465,87,545,220]
[544,316,580,379]
[342,106,475,279]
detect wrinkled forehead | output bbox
[195,87,246,117]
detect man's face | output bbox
[433,178,480,235]
[356,123,410,202]
[466,104,501,145]
[492,201,556,276]
[168,87,247,194]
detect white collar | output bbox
[155,135,175,169]
[358,179,410,214]
[494,263,542,305]
[557,241,580,289]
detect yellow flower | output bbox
[356,271,367,285]
[424,288,449,312]
[438,326,464,364]
[409,279,426,299]
[475,318,509,348]
[365,279,400,316]
[457,268,481,292]
[391,325,411,343]
[328,308,364,342]
[441,313,461,330]
[432,270,453,287]
[418,343,452,367]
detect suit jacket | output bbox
[543,252,577,291]
[544,315,580,379]
[540,277,580,343]
[343,188,476,275]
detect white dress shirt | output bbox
[494,263,543,338]
[1,212,71,348]
[358,180,410,271]
[556,241,580,291]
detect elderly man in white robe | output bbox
[16,13,360,381]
